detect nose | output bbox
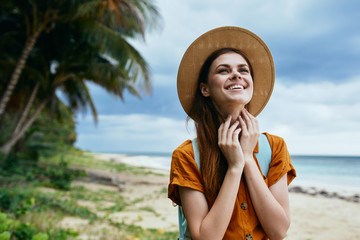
[231,70,241,80]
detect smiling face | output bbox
[200,52,254,111]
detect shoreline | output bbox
[86,151,360,239]
[91,151,360,202]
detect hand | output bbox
[218,115,244,170]
[238,109,260,158]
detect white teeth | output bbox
[227,84,244,90]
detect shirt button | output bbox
[241,203,248,210]
[246,233,253,240]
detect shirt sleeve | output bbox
[266,133,296,187]
[168,140,204,206]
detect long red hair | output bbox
[187,48,253,205]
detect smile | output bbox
[226,84,245,90]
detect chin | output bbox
[231,97,251,105]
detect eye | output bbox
[217,68,229,74]
[239,67,249,74]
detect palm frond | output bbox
[83,21,151,91]
[59,76,98,123]
[79,79,98,124]
[76,0,160,38]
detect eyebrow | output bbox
[216,63,249,69]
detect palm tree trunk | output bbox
[1,98,48,156]
[0,30,41,119]
[12,82,40,137]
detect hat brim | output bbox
[177,26,275,118]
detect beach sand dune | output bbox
[288,193,360,239]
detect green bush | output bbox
[0,231,11,240]
[0,152,85,191]
[0,210,79,240]
[0,189,36,217]
[0,188,96,220]
[44,159,73,190]
[47,229,78,240]
[32,233,48,240]
[13,223,36,240]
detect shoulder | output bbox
[264,132,285,143]
[169,140,204,205]
[263,132,288,152]
[263,133,296,185]
[172,139,194,160]
[170,140,201,176]
[171,140,197,168]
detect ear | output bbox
[200,83,210,97]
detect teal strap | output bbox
[177,139,198,240]
[192,138,200,171]
[178,206,186,240]
[177,139,200,240]
[254,134,272,177]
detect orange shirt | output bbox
[168,133,296,240]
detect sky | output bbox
[75,0,360,156]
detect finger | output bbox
[227,121,239,142]
[243,108,254,119]
[238,115,248,135]
[232,127,241,143]
[222,115,232,141]
[223,115,232,129]
[244,109,259,133]
[241,109,253,130]
[218,116,230,143]
[218,122,224,143]
[253,117,259,133]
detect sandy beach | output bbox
[88,152,360,239]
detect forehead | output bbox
[211,52,249,67]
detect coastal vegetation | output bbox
[0,0,178,239]
[0,150,177,239]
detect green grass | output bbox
[0,150,177,239]
[41,150,164,176]
[139,207,160,217]
[108,220,178,240]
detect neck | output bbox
[214,103,246,124]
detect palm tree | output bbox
[0,0,160,118]
[0,0,161,155]
[0,0,58,118]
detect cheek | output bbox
[207,77,223,93]
[248,85,254,99]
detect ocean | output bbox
[117,152,360,195]
[290,155,360,194]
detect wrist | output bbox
[243,154,256,170]
[228,163,244,173]
[243,153,254,162]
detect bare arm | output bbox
[244,161,290,240]
[240,109,290,240]
[179,116,244,240]
[179,167,242,240]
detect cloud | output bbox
[76,114,195,153]
[77,76,360,156]
[134,0,360,84]
[75,0,360,156]
[85,81,185,119]
[258,76,360,155]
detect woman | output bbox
[168,26,296,240]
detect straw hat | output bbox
[177,26,275,118]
